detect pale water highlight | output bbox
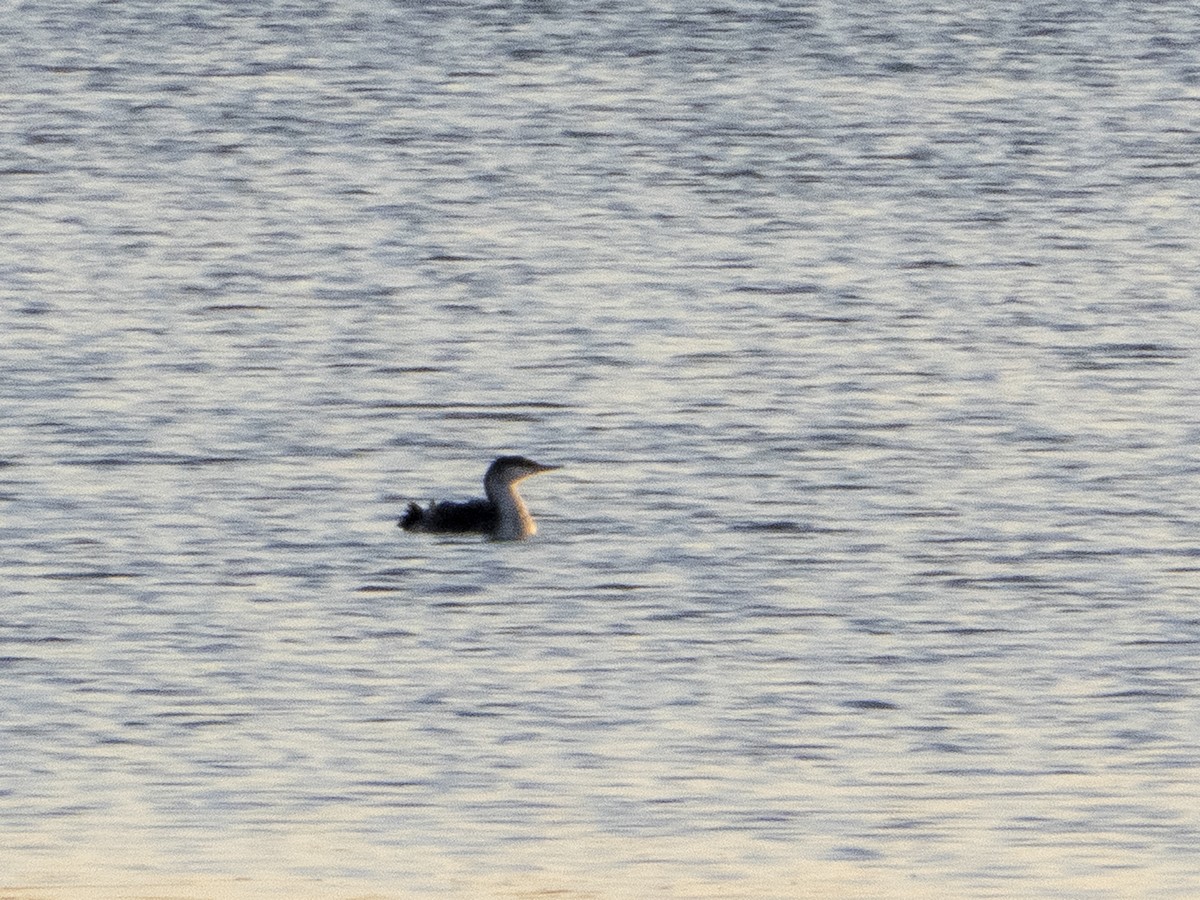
[2,1,1199,897]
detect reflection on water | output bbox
[3,0,1200,897]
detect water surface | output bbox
[2,1,1199,897]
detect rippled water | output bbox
[3,2,1200,897]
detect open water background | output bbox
[3,1,1200,897]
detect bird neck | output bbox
[484,475,535,540]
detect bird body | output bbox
[400,456,558,541]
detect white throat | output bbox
[485,474,536,540]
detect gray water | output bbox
[3,2,1200,897]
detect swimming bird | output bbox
[399,455,559,541]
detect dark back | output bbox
[427,498,497,533]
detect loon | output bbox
[399,456,559,541]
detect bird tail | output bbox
[399,502,425,530]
